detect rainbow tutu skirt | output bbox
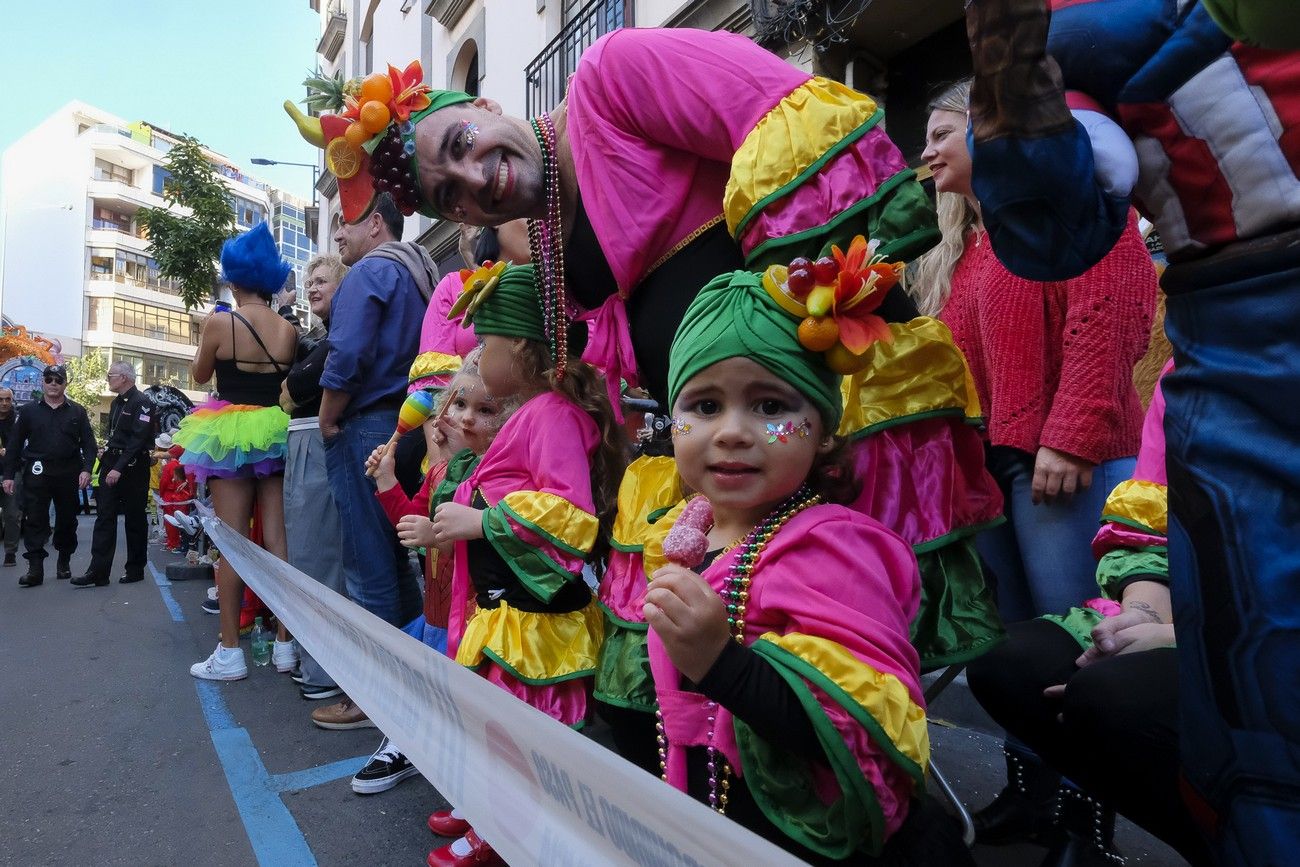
[174,399,289,483]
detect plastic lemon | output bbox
[326,139,361,180]
[806,285,835,318]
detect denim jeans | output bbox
[1162,236,1300,862]
[977,446,1136,622]
[323,408,421,628]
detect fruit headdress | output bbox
[286,63,472,223]
[759,236,903,374]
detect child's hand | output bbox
[644,564,731,683]
[437,415,468,456]
[365,444,397,489]
[431,502,484,547]
[396,514,437,549]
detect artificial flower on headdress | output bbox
[760,235,903,374]
[447,260,509,323]
[287,61,471,222]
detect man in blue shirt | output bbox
[317,193,434,718]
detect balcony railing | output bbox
[525,0,626,118]
[318,0,347,62]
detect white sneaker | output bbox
[190,644,248,681]
[272,640,299,673]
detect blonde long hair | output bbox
[907,80,980,317]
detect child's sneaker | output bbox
[272,640,299,673]
[189,644,248,681]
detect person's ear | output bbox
[473,97,503,116]
[817,434,836,455]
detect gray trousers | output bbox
[284,424,345,688]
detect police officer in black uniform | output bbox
[73,362,154,587]
[2,364,97,586]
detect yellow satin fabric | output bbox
[640,498,689,580]
[500,491,599,554]
[610,456,683,549]
[760,631,930,772]
[725,77,880,237]
[837,317,983,438]
[1101,479,1168,534]
[456,598,605,684]
[407,350,462,383]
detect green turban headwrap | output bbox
[407,92,476,218]
[668,270,842,427]
[463,263,546,343]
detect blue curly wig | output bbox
[221,222,291,298]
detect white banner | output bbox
[205,518,802,866]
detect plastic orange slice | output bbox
[326,139,361,180]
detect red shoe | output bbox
[428,809,471,837]
[426,830,502,867]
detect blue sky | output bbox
[2,0,322,200]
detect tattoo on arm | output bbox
[1124,600,1163,624]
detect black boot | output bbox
[1038,785,1125,867]
[973,745,1059,846]
[19,558,44,587]
[56,554,72,580]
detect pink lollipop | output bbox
[662,496,713,568]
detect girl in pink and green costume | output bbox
[645,270,970,864]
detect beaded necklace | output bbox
[655,485,823,813]
[526,113,568,380]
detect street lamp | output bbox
[249,157,319,207]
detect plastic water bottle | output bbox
[250,617,271,667]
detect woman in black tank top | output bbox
[174,224,299,682]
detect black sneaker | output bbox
[3,552,15,567]
[289,665,307,684]
[351,738,420,794]
[201,597,220,615]
[300,683,343,701]
[56,558,72,580]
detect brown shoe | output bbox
[311,697,375,731]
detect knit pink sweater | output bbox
[940,214,1156,464]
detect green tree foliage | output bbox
[64,350,109,437]
[138,136,235,310]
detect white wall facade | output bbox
[0,101,307,407]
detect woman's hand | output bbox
[1032,446,1096,505]
[430,501,484,547]
[396,514,437,549]
[644,564,731,683]
[1075,608,1176,667]
[365,444,397,489]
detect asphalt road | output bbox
[0,514,1187,866]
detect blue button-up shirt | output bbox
[321,257,426,417]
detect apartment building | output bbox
[0,101,315,414]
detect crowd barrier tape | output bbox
[204,517,803,866]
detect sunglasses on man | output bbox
[44,375,65,384]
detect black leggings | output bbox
[967,619,1211,866]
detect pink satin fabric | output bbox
[847,416,1004,547]
[409,271,478,392]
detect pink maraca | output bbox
[662,496,713,568]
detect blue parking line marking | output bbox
[194,679,318,866]
[270,754,370,793]
[148,561,185,623]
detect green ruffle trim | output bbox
[910,536,1006,671]
[482,505,578,604]
[430,449,479,514]
[737,640,925,859]
[593,620,657,714]
[744,170,940,270]
[1095,548,1169,599]
[1041,607,1106,650]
